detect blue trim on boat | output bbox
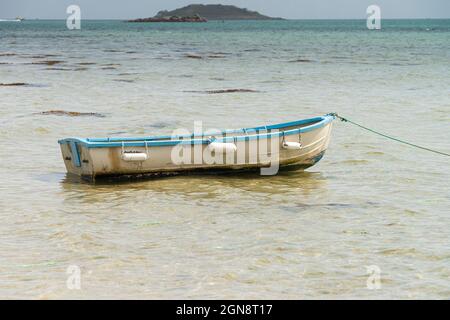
[58,114,335,149]
[69,141,81,167]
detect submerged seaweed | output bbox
[31,60,64,66]
[38,110,105,117]
[0,82,28,86]
[289,58,314,63]
[184,53,203,59]
[45,67,71,71]
[185,89,259,94]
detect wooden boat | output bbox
[59,114,335,180]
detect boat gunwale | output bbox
[58,114,334,148]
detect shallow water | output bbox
[0,20,449,299]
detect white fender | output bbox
[121,152,148,162]
[207,142,237,154]
[282,141,302,150]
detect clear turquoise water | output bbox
[0,20,449,299]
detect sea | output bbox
[0,19,449,299]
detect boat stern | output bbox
[58,138,94,178]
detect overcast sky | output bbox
[1,0,449,19]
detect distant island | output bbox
[127,4,283,22]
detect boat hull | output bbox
[59,115,334,180]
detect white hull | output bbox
[59,115,334,180]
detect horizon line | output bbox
[10,17,450,21]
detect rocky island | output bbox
[127,4,282,22]
[129,14,207,23]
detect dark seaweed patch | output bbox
[209,52,232,55]
[46,67,71,71]
[32,60,64,66]
[117,72,139,76]
[38,110,105,117]
[184,54,203,59]
[1,82,49,88]
[0,82,28,86]
[101,63,121,70]
[27,54,59,59]
[289,58,314,63]
[185,89,259,94]
[184,53,228,59]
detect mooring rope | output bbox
[329,113,450,157]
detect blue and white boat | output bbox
[59,114,335,180]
